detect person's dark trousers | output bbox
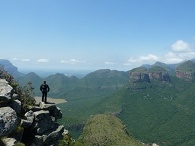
[42,91,47,103]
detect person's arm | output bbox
[40,85,42,91]
[47,85,50,92]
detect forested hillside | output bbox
[4,59,195,146]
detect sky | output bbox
[1,0,195,71]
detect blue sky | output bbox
[1,0,195,71]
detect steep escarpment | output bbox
[129,66,170,83]
[175,60,195,82]
[129,67,150,83]
[0,59,23,78]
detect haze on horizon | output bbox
[1,0,195,71]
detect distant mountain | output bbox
[175,60,195,82]
[45,73,78,97]
[4,59,195,145]
[118,77,195,146]
[152,61,176,75]
[191,58,195,63]
[80,69,129,89]
[0,59,23,78]
[16,72,43,95]
[129,66,170,83]
[17,72,78,97]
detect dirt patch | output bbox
[34,96,67,104]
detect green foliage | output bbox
[17,67,195,146]
[130,67,147,72]
[10,125,24,137]
[78,114,142,146]
[13,81,36,113]
[176,60,195,71]
[0,67,35,113]
[0,66,15,84]
[15,142,25,146]
[148,66,167,72]
[58,133,83,146]
[118,77,195,146]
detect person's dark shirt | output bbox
[40,83,50,92]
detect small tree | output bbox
[14,81,36,114]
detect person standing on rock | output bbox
[40,80,50,103]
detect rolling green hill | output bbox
[118,78,195,146]
[176,60,195,71]
[78,114,143,146]
[15,61,195,146]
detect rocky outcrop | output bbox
[0,79,13,106]
[129,66,170,83]
[148,66,170,82]
[0,70,67,146]
[20,102,64,146]
[176,71,195,82]
[1,101,66,146]
[175,60,195,82]
[129,67,150,83]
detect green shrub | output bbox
[15,142,25,146]
[14,81,36,114]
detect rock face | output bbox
[0,107,18,137]
[129,66,170,83]
[0,69,66,146]
[1,101,65,146]
[175,60,195,82]
[148,66,170,82]
[0,59,23,78]
[20,102,64,146]
[0,79,13,106]
[129,67,150,83]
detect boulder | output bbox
[2,138,17,146]
[0,79,13,106]
[33,124,64,146]
[33,110,54,134]
[39,102,62,120]
[10,100,21,114]
[0,107,18,137]
[44,125,64,146]
[20,110,34,128]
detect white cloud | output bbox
[163,51,195,64]
[124,54,159,66]
[171,40,190,52]
[11,58,19,61]
[37,59,49,63]
[21,59,30,62]
[61,59,86,65]
[105,61,115,65]
[140,54,159,61]
[11,58,30,62]
[124,39,195,68]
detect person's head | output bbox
[43,81,46,84]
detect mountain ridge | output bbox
[2,59,195,145]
